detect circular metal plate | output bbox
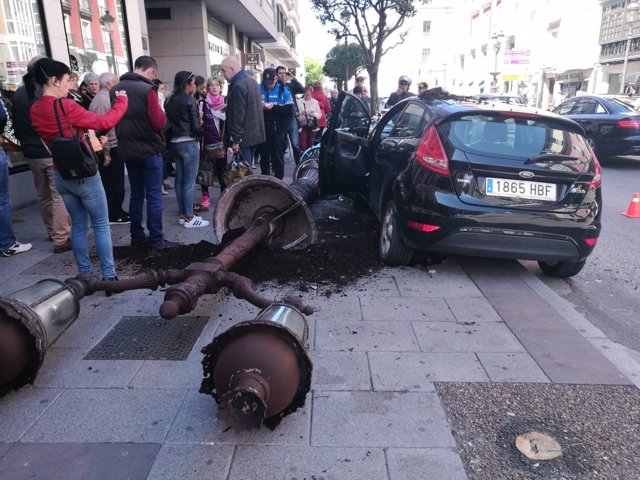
[212,175,317,249]
[515,431,563,460]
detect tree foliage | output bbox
[311,0,422,113]
[304,57,325,85]
[323,43,367,90]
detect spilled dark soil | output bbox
[113,196,404,296]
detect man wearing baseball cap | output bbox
[257,68,294,179]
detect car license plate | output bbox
[485,178,556,201]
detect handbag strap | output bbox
[53,98,96,156]
[53,99,80,139]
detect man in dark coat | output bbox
[221,56,265,165]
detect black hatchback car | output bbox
[552,94,640,159]
[319,92,602,278]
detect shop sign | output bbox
[246,53,260,65]
[503,50,530,65]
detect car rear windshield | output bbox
[441,114,592,159]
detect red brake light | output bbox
[415,125,449,175]
[407,221,440,232]
[589,156,602,189]
[504,112,539,119]
[584,238,598,247]
[617,119,640,128]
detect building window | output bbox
[423,20,431,34]
[1,0,49,173]
[277,6,287,33]
[62,0,131,79]
[422,48,430,64]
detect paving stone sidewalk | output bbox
[1,161,639,480]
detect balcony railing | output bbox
[61,0,72,12]
[600,37,640,63]
[83,37,98,50]
[79,0,92,17]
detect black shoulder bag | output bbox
[50,98,98,180]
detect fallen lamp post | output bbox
[0,165,319,430]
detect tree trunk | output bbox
[368,66,380,115]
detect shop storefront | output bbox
[1,0,142,185]
[556,68,592,97]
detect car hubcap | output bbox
[381,207,394,254]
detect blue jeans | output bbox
[126,154,164,244]
[240,146,255,167]
[54,172,116,278]
[287,116,301,163]
[0,148,17,252]
[170,140,200,218]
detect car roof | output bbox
[418,98,584,133]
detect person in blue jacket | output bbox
[256,68,293,179]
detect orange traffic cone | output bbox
[622,193,640,218]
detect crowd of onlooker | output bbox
[0,54,342,288]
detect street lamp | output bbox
[490,31,504,93]
[620,1,639,94]
[100,9,117,75]
[340,7,351,91]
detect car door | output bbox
[567,98,609,138]
[319,92,371,195]
[368,101,430,217]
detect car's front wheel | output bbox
[537,260,586,278]
[379,200,414,266]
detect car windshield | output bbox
[442,114,592,160]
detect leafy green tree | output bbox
[323,43,367,91]
[304,57,325,85]
[311,0,423,113]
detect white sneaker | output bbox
[0,242,32,257]
[179,215,202,225]
[183,216,209,228]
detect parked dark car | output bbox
[319,92,602,278]
[552,94,640,159]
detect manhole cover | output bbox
[515,431,562,460]
[84,316,209,360]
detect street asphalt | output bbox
[1,158,639,480]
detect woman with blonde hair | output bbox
[196,76,226,211]
[296,85,321,154]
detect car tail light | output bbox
[588,156,602,189]
[407,220,440,232]
[415,125,449,175]
[617,119,640,128]
[504,112,539,119]
[584,238,598,247]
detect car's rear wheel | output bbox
[379,200,414,266]
[586,135,600,158]
[537,260,586,278]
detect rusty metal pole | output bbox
[1,167,322,426]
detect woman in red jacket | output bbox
[27,58,128,287]
[311,81,332,141]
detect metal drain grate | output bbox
[84,316,209,361]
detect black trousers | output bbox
[257,122,287,180]
[98,147,127,219]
